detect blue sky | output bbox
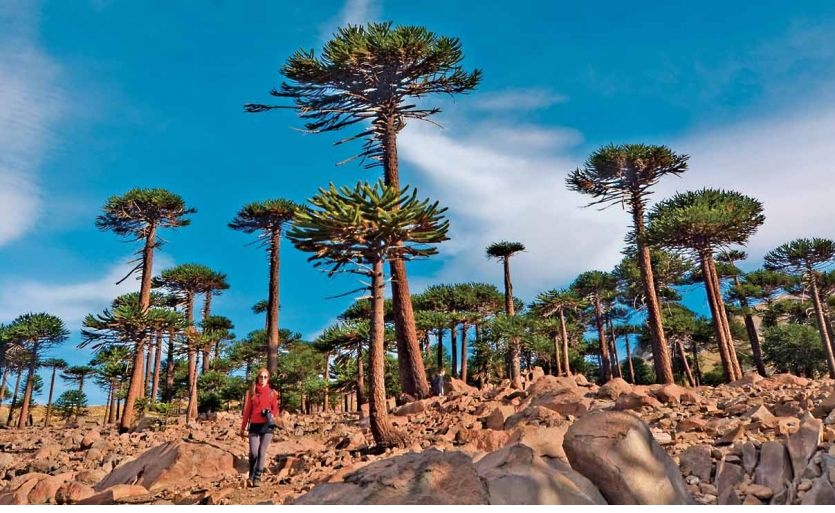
[3,0,835,404]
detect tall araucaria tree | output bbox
[197,269,229,373]
[96,188,194,431]
[486,241,525,388]
[7,313,68,428]
[718,250,767,377]
[247,22,480,400]
[571,271,618,383]
[41,358,67,427]
[529,289,582,377]
[229,199,299,375]
[646,189,765,382]
[764,238,835,378]
[288,180,449,448]
[567,144,689,384]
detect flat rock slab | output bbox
[562,410,694,504]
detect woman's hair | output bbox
[250,367,270,395]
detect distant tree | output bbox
[40,358,67,427]
[54,390,88,422]
[762,324,827,378]
[6,313,69,427]
[571,271,618,382]
[486,241,526,388]
[230,199,299,375]
[765,238,835,378]
[96,188,194,431]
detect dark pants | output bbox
[248,425,273,477]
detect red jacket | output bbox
[241,384,280,431]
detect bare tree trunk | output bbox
[267,229,281,375]
[108,381,117,424]
[7,368,22,425]
[144,344,153,398]
[552,333,563,376]
[594,299,612,382]
[323,351,330,413]
[691,339,702,386]
[151,331,162,403]
[503,258,522,389]
[17,355,36,428]
[435,330,443,370]
[625,336,635,383]
[608,319,622,378]
[810,273,835,378]
[356,346,366,418]
[121,223,156,432]
[559,310,571,376]
[676,339,696,387]
[44,366,58,427]
[186,347,198,421]
[450,322,458,379]
[368,259,404,448]
[631,199,674,384]
[0,368,8,411]
[699,253,735,382]
[707,257,742,378]
[103,387,112,424]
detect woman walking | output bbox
[240,368,280,487]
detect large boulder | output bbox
[787,418,823,478]
[474,444,606,504]
[485,405,516,430]
[562,410,693,504]
[95,440,235,492]
[754,441,792,499]
[597,378,632,400]
[294,449,488,504]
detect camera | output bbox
[262,408,277,429]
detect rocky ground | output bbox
[2,369,835,505]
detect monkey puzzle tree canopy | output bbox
[229,199,299,234]
[764,238,835,274]
[645,189,765,252]
[287,181,449,273]
[96,188,195,241]
[245,22,481,169]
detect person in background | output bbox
[240,368,280,487]
[431,367,446,397]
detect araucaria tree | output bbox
[229,199,299,375]
[96,188,194,431]
[288,180,449,448]
[764,238,835,378]
[6,313,68,427]
[571,271,617,382]
[567,144,688,384]
[646,189,765,382]
[41,358,67,427]
[486,241,526,388]
[247,22,480,399]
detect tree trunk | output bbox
[552,333,563,376]
[699,252,736,382]
[186,347,198,421]
[17,348,37,428]
[607,319,622,379]
[631,199,674,384]
[151,330,163,403]
[121,223,156,432]
[0,367,8,410]
[368,259,404,448]
[201,292,212,375]
[267,229,281,375]
[559,309,571,376]
[594,299,612,382]
[165,330,175,403]
[435,330,444,370]
[381,121,430,400]
[108,380,117,424]
[7,368,22,425]
[460,323,468,383]
[144,344,152,398]
[323,351,330,412]
[502,258,522,389]
[809,271,835,379]
[676,339,696,387]
[707,257,742,379]
[356,345,366,418]
[691,339,702,386]
[44,366,58,427]
[450,322,458,379]
[625,336,635,383]
[735,275,767,377]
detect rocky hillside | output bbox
[2,370,835,505]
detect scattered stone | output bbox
[787,418,823,478]
[754,441,792,497]
[679,445,713,482]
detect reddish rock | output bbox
[484,405,516,430]
[614,392,662,411]
[787,418,823,478]
[55,481,96,504]
[80,430,100,450]
[78,484,150,505]
[754,441,792,497]
[653,384,687,405]
[392,400,426,416]
[679,445,713,482]
[597,378,632,400]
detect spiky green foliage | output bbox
[288,181,449,275]
[229,199,299,235]
[614,248,692,306]
[645,189,765,252]
[96,188,194,238]
[762,324,827,377]
[529,289,583,319]
[566,144,688,208]
[60,365,96,393]
[153,264,225,316]
[764,238,835,274]
[245,22,481,169]
[485,241,525,260]
[54,390,88,421]
[81,294,182,352]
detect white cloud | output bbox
[0,2,63,246]
[0,255,174,329]
[664,103,835,264]
[400,120,628,299]
[319,0,381,42]
[473,89,568,112]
